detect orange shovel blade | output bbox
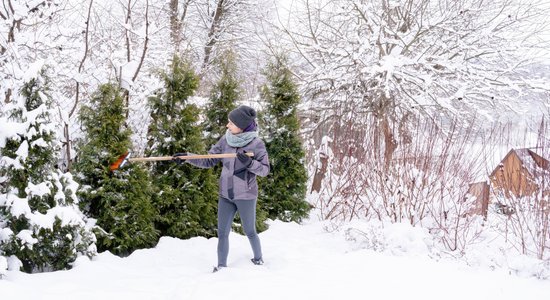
[109,151,129,171]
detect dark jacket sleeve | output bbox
[185,137,223,169]
[248,139,270,177]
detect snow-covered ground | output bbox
[0,220,548,300]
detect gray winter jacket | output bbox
[186,136,270,200]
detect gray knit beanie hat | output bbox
[229,105,256,130]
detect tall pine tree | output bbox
[74,83,158,256]
[259,55,311,222]
[146,55,218,239]
[202,52,270,233]
[0,66,96,273]
[202,51,241,148]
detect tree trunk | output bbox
[311,153,329,193]
[203,0,225,70]
[382,116,397,168]
[64,123,72,172]
[169,0,180,50]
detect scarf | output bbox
[225,129,258,148]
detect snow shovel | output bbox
[109,151,254,171]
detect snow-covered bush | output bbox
[0,64,96,273]
[317,115,550,278]
[343,220,435,257]
[310,113,486,250]
[341,217,550,279]
[489,192,550,260]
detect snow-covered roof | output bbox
[490,148,550,177]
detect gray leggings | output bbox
[217,197,262,267]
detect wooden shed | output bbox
[467,181,490,218]
[489,148,550,198]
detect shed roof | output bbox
[489,148,550,178]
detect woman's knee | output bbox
[217,228,231,238]
[242,225,258,238]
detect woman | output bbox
[174,105,270,272]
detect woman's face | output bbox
[226,120,243,134]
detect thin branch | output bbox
[125,0,132,62]
[132,0,148,82]
[70,0,94,118]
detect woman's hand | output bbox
[236,151,253,167]
[172,152,188,165]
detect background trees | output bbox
[277,0,550,164]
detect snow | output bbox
[15,230,38,248]
[0,228,13,242]
[22,60,46,82]
[0,257,6,278]
[0,156,24,170]
[1,104,26,146]
[1,194,31,218]
[45,205,88,227]
[0,220,548,299]
[25,181,52,198]
[29,137,49,148]
[14,140,29,161]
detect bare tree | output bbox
[191,0,269,87]
[120,0,150,88]
[0,0,62,104]
[202,0,226,70]
[278,0,550,165]
[58,0,95,172]
[310,105,488,252]
[169,0,193,51]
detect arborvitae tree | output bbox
[203,51,241,148]
[73,83,158,256]
[146,55,218,239]
[259,55,311,222]
[202,52,270,233]
[0,67,96,273]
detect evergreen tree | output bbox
[259,55,311,222]
[203,51,241,148]
[146,55,218,239]
[202,52,270,233]
[73,83,158,256]
[0,67,96,273]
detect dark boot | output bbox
[250,258,264,265]
[212,265,226,273]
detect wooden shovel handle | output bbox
[128,152,254,162]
